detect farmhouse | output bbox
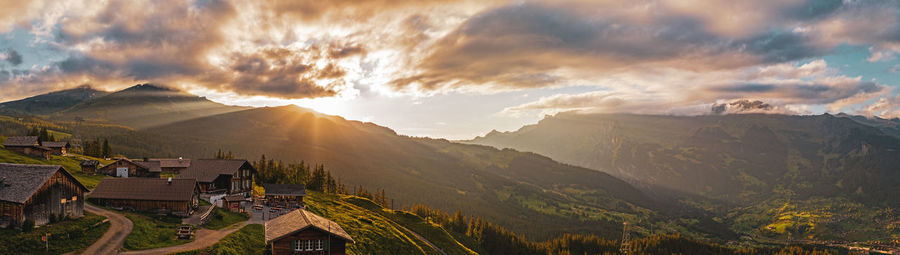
[177,159,255,196]
[151,157,191,174]
[264,183,306,209]
[2,136,51,159]
[89,178,200,216]
[266,209,354,255]
[80,160,99,175]
[0,163,87,228]
[97,158,162,178]
[42,141,69,156]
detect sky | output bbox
[1,0,900,139]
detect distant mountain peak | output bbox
[121,83,178,92]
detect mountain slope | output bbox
[138,105,666,240]
[57,84,246,129]
[0,85,109,115]
[468,113,900,240]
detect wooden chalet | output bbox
[222,194,245,213]
[97,158,162,178]
[42,141,69,156]
[152,158,191,174]
[264,183,306,208]
[177,159,255,196]
[89,178,200,216]
[2,136,51,159]
[80,160,99,175]
[0,163,87,228]
[266,209,354,255]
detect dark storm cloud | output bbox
[711,81,883,105]
[4,48,22,66]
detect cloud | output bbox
[501,60,887,117]
[2,49,23,66]
[857,96,900,119]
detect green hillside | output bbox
[469,113,900,241]
[0,146,108,189]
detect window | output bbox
[315,240,324,251]
[294,240,303,251]
[306,240,315,251]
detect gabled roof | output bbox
[80,160,99,167]
[134,160,162,173]
[265,209,354,243]
[264,183,306,197]
[90,178,197,202]
[151,158,191,168]
[0,163,88,204]
[177,159,253,183]
[100,158,162,172]
[42,141,69,148]
[3,136,39,147]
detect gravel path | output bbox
[81,204,134,255]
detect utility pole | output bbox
[620,222,631,255]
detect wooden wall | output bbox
[270,228,348,255]
[91,198,191,216]
[20,171,85,226]
[97,160,159,178]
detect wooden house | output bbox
[97,158,162,178]
[89,178,200,216]
[152,158,191,174]
[80,160,99,175]
[2,136,51,159]
[266,209,354,255]
[222,194,245,213]
[177,159,255,196]
[0,163,87,228]
[42,141,69,156]
[264,183,306,208]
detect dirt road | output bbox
[81,204,134,255]
[119,222,250,255]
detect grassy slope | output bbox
[0,212,110,254]
[172,224,266,255]
[122,211,192,251]
[204,208,249,230]
[304,191,477,255]
[0,147,108,189]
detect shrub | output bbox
[22,220,34,232]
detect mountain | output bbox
[468,113,900,240]
[0,85,109,115]
[57,84,247,129]
[137,105,673,240]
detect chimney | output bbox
[167,177,172,185]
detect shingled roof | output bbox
[90,178,198,202]
[265,209,354,243]
[133,160,162,173]
[42,141,69,148]
[177,159,253,183]
[3,136,39,147]
[264,183,306,197]
[0,163,87,204]
[151,158,191,168]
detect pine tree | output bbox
[101,138,111,158]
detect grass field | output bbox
[304,191,479,255]
[173,224,265,255]
[204,208,249,230]
[122,211,192,250]
[0,212,110,254]
[0,147,108,189]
